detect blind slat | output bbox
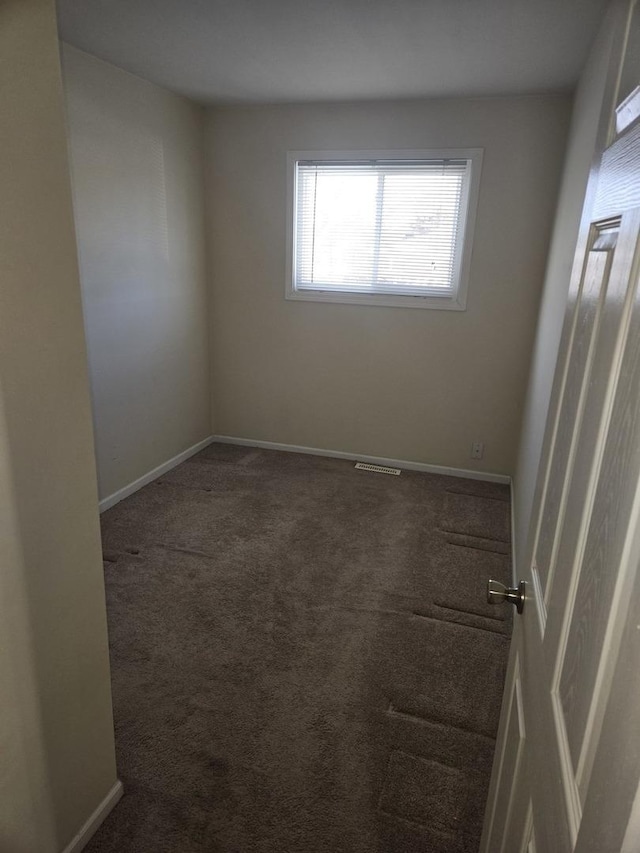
[294,158,469,296]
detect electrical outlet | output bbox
[471,441,484,460]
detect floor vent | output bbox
[354,462,401,476]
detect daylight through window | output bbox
[287,151,482,310]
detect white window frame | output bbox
[285,148,483,311]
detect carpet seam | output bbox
[430,601,506,623]
[444,489,510,503]
[386,703,496,744]
[438,527,510,544]
[409,611,510,639]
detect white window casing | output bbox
[286,149,483,310]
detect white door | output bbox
[480,32,640,853]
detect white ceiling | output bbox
[56,0,609,105]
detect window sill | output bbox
[285,288,467,311]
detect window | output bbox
[286,149,482,310]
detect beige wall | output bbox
[61,45,211,502]
[0,2,117,851]
[206,96,570,475]
[512,0,631,564]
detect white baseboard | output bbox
[99,436,215,513]
[211,434,511,485]
[60,780,123,853]
[99,433,511,515]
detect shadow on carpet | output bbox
[86,444,512,853]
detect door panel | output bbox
[532,242,612,602]
[520,802,536,853]
[534,227,618,607]
[482,654,526,851]
[562,213,640,795]
[553,213,640,778]
[543,217,639,660]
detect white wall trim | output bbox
[510,482,517,587]
[99,436,215,513]
[211,434,511,484]
[60,780,123,853]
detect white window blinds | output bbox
[293,159,471,297]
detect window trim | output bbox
[285,148,483,311]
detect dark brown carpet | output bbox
[86,443,512,853]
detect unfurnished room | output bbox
[2,1,640,852]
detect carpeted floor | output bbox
[86,443,513,853]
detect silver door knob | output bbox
[487,579,526,614]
